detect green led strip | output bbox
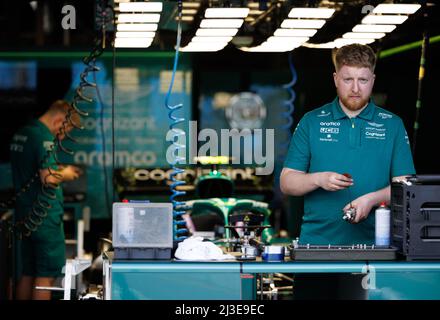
[379,35,440,59]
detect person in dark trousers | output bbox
[10,100,82,300]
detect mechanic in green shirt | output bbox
[281,44,415,246]
[10,100,82,300]
[281,44,416,300]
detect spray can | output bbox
[375,202,391,246]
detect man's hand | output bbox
[315,171,353,191]
[60,165,83,181]
[343,194,375,223]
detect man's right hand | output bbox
[61,165,83,181]
[315,171,353,191]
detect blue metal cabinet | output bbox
[111,261,244,300]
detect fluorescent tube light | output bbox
[196,28,238,36]
[116,31,156,38]
[200,19,244,28]
[352,24,396,33]
[117,14,161,23]
[205,8,249,18]
[361,15,408,25]
[274,28,317,37]
[288,8,335,19]
[119,2,163,12]
[373,4,421,15]
[281,19,326,29]
[115,38,153,48]
[343,32,385,39]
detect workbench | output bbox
[103,253,440,300]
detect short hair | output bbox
[46,99,81,127]
[332,44,377,72]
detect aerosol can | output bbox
[375,202,391,246]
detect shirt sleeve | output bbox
[283,114,311,172]
[32,134,57,170]
[390,118,416,178]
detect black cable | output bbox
[93,70,111,218]
[111,9,116,205]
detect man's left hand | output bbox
[343,194,375,223]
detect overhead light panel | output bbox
[362,15,408,25]
[274,28,317,37]
[266,36,309,44]
[115,38,153,48]
[117,14,161,23]
[181,43,228,52]
[334,38,375,47]
[119,2,163,12]
[281,19,326,29]
[182,9,197,15]
[373,4,421,15]
[343,32,386,39]
[117,24,158,31]
[205,8,250,18]
[183,2,201,9]
[352,24,396,33]
[192,36,233,42]
[196,28,239,36]
[288,8,335,19]
[115,31,156,38]
[200,19,244,28]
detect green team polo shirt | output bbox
[284,97,415,245]
[10,119,64,223]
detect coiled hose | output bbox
[165,0,187,242]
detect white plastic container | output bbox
[375,202,391,246]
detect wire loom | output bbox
[0,2,112,238]
[280,53,297,160]
[165,0,188,242]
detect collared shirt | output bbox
[284,97,415,245]
[10,119,64,221]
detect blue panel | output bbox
[367,262,440,300]
[241,261,366,273]
[111,261,241,273]
[112,271,242,300]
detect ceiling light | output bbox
[334,38,375,47]
[241,43,301,52]
[281,19,326,29]
[182,9,197,15]
[205,8,250,18]
[266,36,309,44]
[343,32,385,39]
[196,28,239,36]
[274,28,317,37]
[373,4,421,15]
[117,14,161,23]
[115,38,153,48]
[117,24,158,31]
[192,36,233,42]
[352,24,396,33]
[361,15,408,25]
[115,32,156,38]
[178,16,194,22]
[118,2,163,12]
[183,2,201,9]
[200,19,244,28]
[288,8,335,19]
[181,43,227,52]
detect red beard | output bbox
[339,93,369,111]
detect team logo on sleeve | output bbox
[378,112,392,119]
[43,141,55,151]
